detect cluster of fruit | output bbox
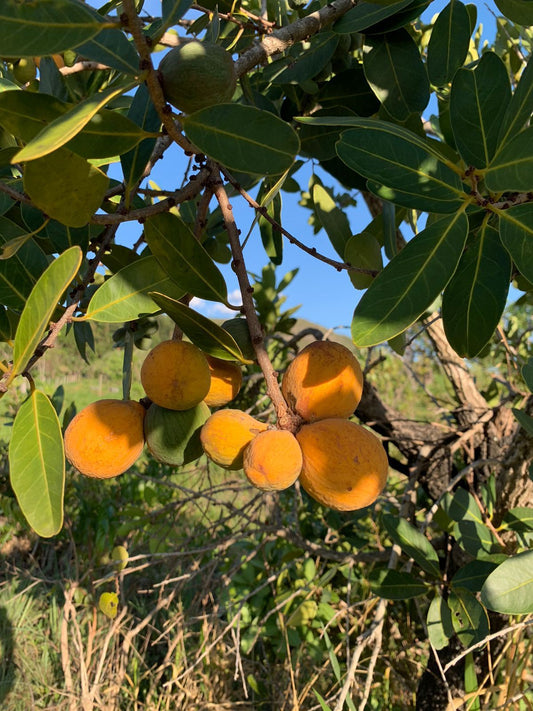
[64,338,388,512]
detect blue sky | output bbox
[105,1,502,331]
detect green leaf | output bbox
[512,408,533,436]
[427,0,471,87]
[149,293,252,365]
[449,52,511,168]
[464,653,480,711]
[259,191,283,265]
[300,107,357,162]
[439,488,503,558]
[382,513,441,576]
[318,64,379,117]
[362,29,429,121]
[451,560,498,593]
[498,203,533,283]
[14,83,135,162]
[272,32,339,85]
[144,212,229,304]
[345,232,383,289]
[182,104,300,176]
[0,0,104,58]
[312,183,352,259]
[352,212,469,347]
[494,0,533,26]
[10,247,82,383]
[502,507,533,533]
[333,0,413,33]
[23,148,108,228]
[427,592,454,650]
[522,357,533,392]
[66,110,152,159]
[74,27,140,75]
[120,84,161,193]
[0,91,67,142]
[481,550,533,614]
[8,389,65,537]
[442,224,511,357]
[369,569,428,600]
[85,255,187,323]
[498,53,533,149]
[0,217,49,309]
[448,588,490,647]
[485,126,533,192]
[336,119,465,213]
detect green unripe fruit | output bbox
[144,402,211,466]
[158,41,237,114]
[13,58,36,84]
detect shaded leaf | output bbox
[345,232,383,289]
[427,592,454,650]
[481,550,533,614]
[450,52,511,168]
[522,357,533,392]
[352,212,469,347]
[494,0,533,26]
[369,568,428,600]
[362,29,429,121]
[10,247,82,383]
[67,110,152,159]
[0,91,67,142]
[85,255,186,323]
[512,408,533,436]
[451,560,498,593]
[502,507,533,533]
[333,0,413,34]
[318,64,380,117]
[382,513,441,576]
[312,183,352,259]
[8,389,65,537]
[272,32,339,85]
[485,126,533,192]
[448,588,490,647]
[427,0,471,87]
[498,203,533,283]
[440,488,503,558]
[150,293,252,364]
[182,104,300,176]
[498,53,533,149]
[442,224,511,357]
[144,212,229,304]
[0,217,49,309]
[74,27,140,75]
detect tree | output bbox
[0,0,532,708]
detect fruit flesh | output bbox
[296,418,388,511]
[282,340,364,422]
[200,409,267,470]
[64,399,145,479]
[243,429,303,491]
[141,340,211,411]
[204,356,243,408]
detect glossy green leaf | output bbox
[150,293,252,364]
[66,110,152,159]
[85,255,186,323]
[439,488,503,558]
[336,119,465,213]
[427,593,454,650]
[427,0,471,87]
[10,246,82,383]
[481,550,533,614]
[498,203,533,283]
[365,0,431,33]
[23,148,108,227]
[451,560,498,593]
[382,513,441,576]
[512,408,533,436]
[144,212,229,304]
[15,83,134,162]
[362,29,429,121]
[182,104,300,176]
[312,183,352,259]
[0,91,67,142]
[21,204,92,254]
[259,191,283,265]
[448,588,489,647]
[120,84,161,192]
[0,0,104,58]
[502,507,533,533]
[333,0,413,33]
[450,52,510,168]
[498,53,533,149]
[494,0,533,25]
[272,32,339,84]
[300,107,357,162]
[345,232,383,289]
[8,389,65,537]
[369,569,428,600]
[352,212,469,347]
[162,0,194,28]
[144,402,210,467]
[442,225,511,357]
[74,27,140,75]
[0,217,49,309]
[486,126,533,192]
[318,64,380,116]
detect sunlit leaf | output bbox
[448,588,489,647]
[382,513,441,576]
[427,593,454,650]
[312,183,352,259]
[481,550,533,614]
[333,0,413,33]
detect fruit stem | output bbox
[122,327,134,401]
[211,170,302,433]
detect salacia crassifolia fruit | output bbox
[243,429,302,491]
[203,356,243,408]
[200,408,267,470]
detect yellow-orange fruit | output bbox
[282,340,364,422]
[243,429,303,491]
[141,340,211,410]
[64,399,145,479]
[200,409,267,470]
[296,418,388,511]
[204,356,243,408]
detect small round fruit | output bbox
[200,409,267,470]
[64,399,145,479]
[204,356,243,408]
[13,58,36,84]
[144,401,211,466]
[296,418,388,511]
[141,340,211,411]
[158,40,236,114]
[243,429,302,491]
[282,340,364,422]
